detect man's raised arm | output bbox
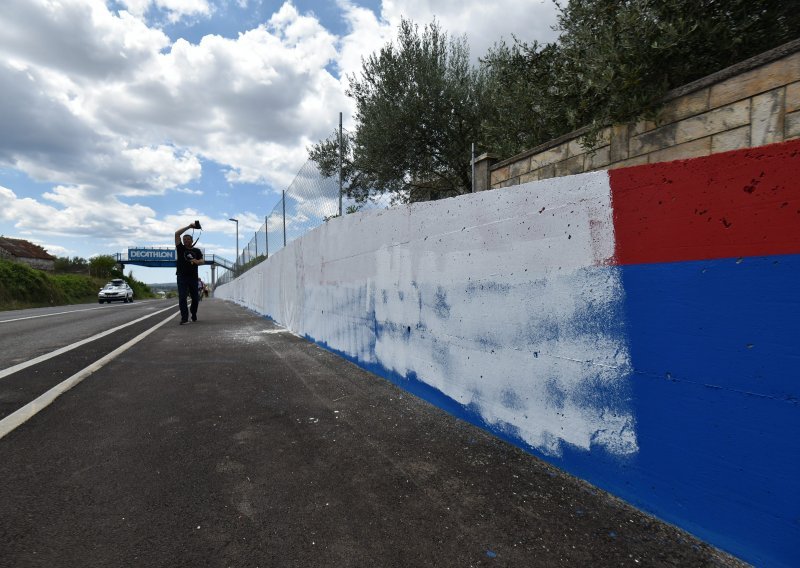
[175,222,196,246]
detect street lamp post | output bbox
[228,218,239,275]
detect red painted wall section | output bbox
[609,138,800,266]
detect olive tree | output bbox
[310,18,488,202]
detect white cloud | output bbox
[0,0,170,79]
[336,0,559,82]
[0,0,559,202]
[121,145,202,194]
[379,0,560,58]
[0,0,560,280]
[0,183,158,242]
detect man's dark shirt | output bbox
[176,243,203,279]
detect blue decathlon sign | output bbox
[128,248,176,262]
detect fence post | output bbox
[471,142,475,193]
[282,190,287,247]
[265,215,269,258]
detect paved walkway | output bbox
[0,299,746,567]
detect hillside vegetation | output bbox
[0,258,154,311]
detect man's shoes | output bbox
[179,320,189,325]
[191,315,197,322]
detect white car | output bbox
[98,279,134,304]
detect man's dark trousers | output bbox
[177,275,199,322]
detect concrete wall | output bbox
[483,39,800,189]
[217,139,800,567]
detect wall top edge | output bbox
[664,36,800,101]
[489,37,800,173]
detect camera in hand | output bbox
[194,220,202,229]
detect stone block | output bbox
[675,99,751,143]
[709,51,800,108]
[490,165,510,186]
[536,164,556,181]
[509,156,531,178]
[785,81,800,113]
[566,139,585,158]
[554,155,585,177]
[751,87,786,146]
[657,88,710,124]
[630,119,653,137]
[711,126,750,153]
[607,154,649,170]
[585,145,611,170]
[647,137,711,164]
[786,110,800,139]
[530,143,568,169]
[519,171,539,184]
[609,124,631,162]
[500,178,518,188]
[629,123,678,157]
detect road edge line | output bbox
[0,304,177,380]
[0,311,179,440]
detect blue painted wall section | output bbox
[217,140,800,567]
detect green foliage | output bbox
[486,0,800,152]
[0,259,61,307]
[50,273,102,303]
[481,40,572,158]
[313,1,799,193]
[53,256,89,274]
[89,255,121,279]
[311,18,487,202]
[124,274,153,300]
[0,258,154,310]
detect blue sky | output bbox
[0,0,558,284]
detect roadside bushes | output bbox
[0,259,152,310]
[0,259,64,307]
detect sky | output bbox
[0,0,560,284]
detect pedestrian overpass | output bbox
[114,248,235,287]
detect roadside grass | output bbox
[0,259,154,311]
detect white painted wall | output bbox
[216,171,636,458]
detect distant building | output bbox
[0,237,56,271]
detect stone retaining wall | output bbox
[480,38,800,189]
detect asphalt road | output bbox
[0,299,748,567]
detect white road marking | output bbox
[0,301,159,324]
[0,310,179,440]
[0,304,177,380]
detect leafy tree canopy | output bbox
[89,255,121,279]
[54,256,89,274]
[312,1,799,201]
[311,18,487,202]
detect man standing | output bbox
[175,222,204,325]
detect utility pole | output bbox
[228,218,239,275]
[338,112,343,217]
[471,142,475,193]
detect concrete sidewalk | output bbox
[0,299,747,567]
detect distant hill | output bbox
[149,282,178,291]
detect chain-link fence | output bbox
[216,157,392,286]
